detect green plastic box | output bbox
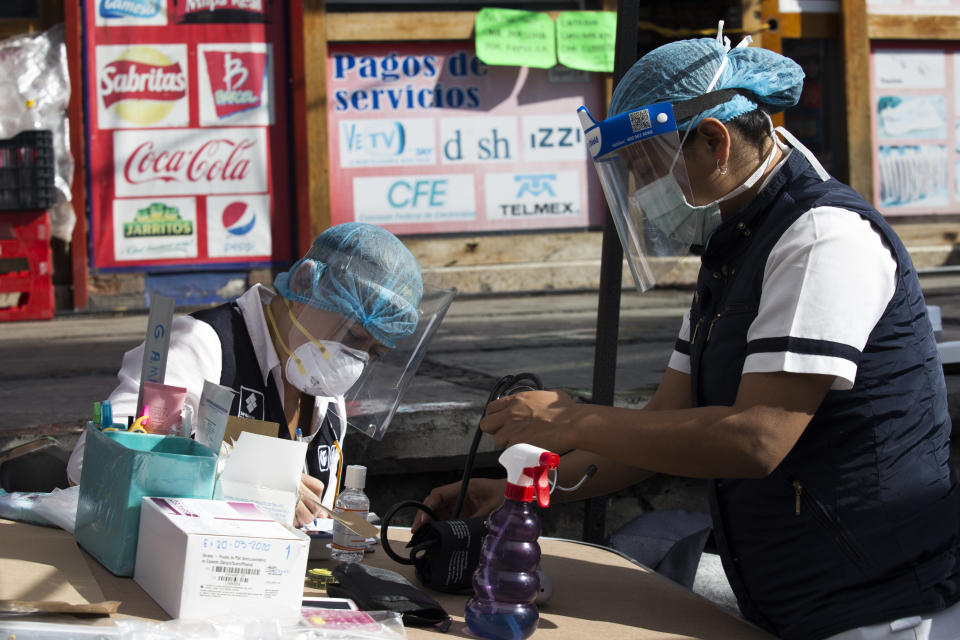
[75,425,217,576]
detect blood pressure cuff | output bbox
[328,562,451,631]
[407,516,488,594]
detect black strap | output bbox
[671,88,763,124]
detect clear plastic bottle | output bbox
[465,444,559,640]
[331,464,369,564]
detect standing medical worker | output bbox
[417,32,960,640]
[68,222,424,527]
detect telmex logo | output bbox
[99,0,162,18]
[203,51,268,119]
[123,202,193,238]
[515,174,557,198]
[101,47,186,126]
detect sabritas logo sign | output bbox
[99,46,187,126]
[203,50,268,118]
[123,202,193,238]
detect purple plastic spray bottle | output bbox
[465,443,560,640]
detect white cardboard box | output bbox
[134,497,309,621]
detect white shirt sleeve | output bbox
[743,207,897,390]
[667,310,692,374]
[66,315,223,484]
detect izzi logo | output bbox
[99,0,162,18]
[123,202,194,238]
[203,50,268,119]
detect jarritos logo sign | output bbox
[173,0,270,23]
[97,45,188,129]
[123,202,193,238]
[113,128,269,197]
[199,45,273,125]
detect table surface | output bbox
[1,520,773,639]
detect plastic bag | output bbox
[110,611,406,639]
[31,484,79,534]
[0,489,56,527]
[0,24,74,241]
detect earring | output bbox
[717,160,728,176]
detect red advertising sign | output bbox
[85,0,290,269]
[326,43,606,235]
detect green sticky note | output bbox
[475,8,557,69]
[557,11,617,73]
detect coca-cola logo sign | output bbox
[97,45,188,129]
[113,128,269,197]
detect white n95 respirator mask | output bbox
[285,340,369,398]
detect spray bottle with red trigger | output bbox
[465,443,560,640]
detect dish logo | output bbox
[100,47,187,126]
[203,50,268,119]
[99,0,162,19]
[221,201,257,236]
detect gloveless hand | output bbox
[479,389,580,452]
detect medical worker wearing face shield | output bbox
[417,31,960,640]
[68,222,424,528]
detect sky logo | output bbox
[221,201,256,236]
[515,174,556,198]
[100,0,162,19]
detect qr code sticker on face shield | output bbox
[629,109,652,132]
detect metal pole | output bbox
[583,0,640,545]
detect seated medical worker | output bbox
[416,32,960,640]
[68,222,423,527]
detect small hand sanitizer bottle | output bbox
[331,465,369,564]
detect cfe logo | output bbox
[99,46,187,127]
[123,202,194,238]
[221,201,257,236]
[203,50,269,119]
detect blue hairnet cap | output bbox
[608,37,804,130]
[274,222,423,348]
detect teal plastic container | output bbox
[75,425,217,576]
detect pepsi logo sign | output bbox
[221,201,257,236]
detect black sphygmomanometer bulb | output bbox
[380,372,596,581]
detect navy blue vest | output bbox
[192,302,341,501]
[684,151,960,639]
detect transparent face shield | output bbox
[266,285,455,441]
[579,102,697,293]
[578,88,761,293]
[342,283,455,440]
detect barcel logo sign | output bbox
[204,51,268,119]
[123,202,193,238]
[101,47,187,125]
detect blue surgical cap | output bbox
[274,222,423,348]
[608,37,805,131]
